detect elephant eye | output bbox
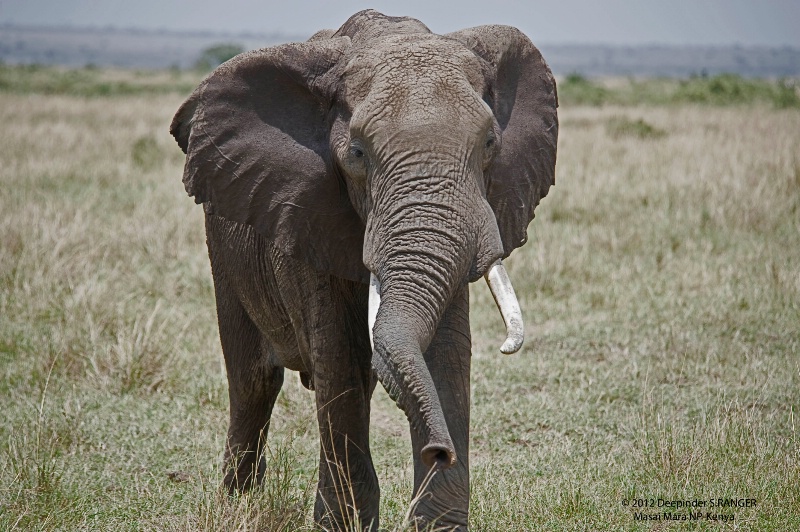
[343,139,368,181]
[483,131,498,170]
[485,131,496,149]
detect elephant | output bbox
[170,9,557,531]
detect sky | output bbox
[1,0,798,47]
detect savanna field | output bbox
[0,66,798,530]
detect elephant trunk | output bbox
[366,204,474,469]
[370,294,457,469]
[369,261,523,355]
[368,246,466,469]
[367,262,523,470]
[364,158,520,470]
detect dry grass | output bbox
[469,104,800,529]
[0,74,798,530]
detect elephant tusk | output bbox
[484,260,524,354]
[368,273,381,351]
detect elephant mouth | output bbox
[368,260,523,356]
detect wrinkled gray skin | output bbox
[171,10,557,531]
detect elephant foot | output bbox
[314,471,380,531]
[222,445,266,493]
[315,508,378,532]
[407,465,469,532]
[407,507,468,532]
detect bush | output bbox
[671,73,800,108]
[774,78,800,109]
[555,72,800,109]
[0,64,201,97]
[194,43,245,71]
[606,116,667,139]
[131,135,163,170]
[558,71,609,106]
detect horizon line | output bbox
[2,22,799,51]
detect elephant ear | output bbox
[448,26,558,256]
[170,37,369,283]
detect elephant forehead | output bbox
[343,35,487,103]
[344,37,489,129]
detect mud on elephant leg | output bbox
[410,285,472,530]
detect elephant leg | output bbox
[212,269,284,492]
[410,285,472,530]
[310,280,379,531]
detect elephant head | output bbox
[171,10,557,470]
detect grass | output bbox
[0,64,203,97]
[605,117,667,139]
[0,68,798,530]
[3,64,797,110]
[558,72,800,108]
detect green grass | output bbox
[0,64,203,97]
[559,72,800,109]
[605,116,667,139]
[1,71,799,530]
[2,64,797,111]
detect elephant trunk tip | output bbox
[421,443,457,470]
[420,443,457,470]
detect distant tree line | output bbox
[194,43,245,71]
